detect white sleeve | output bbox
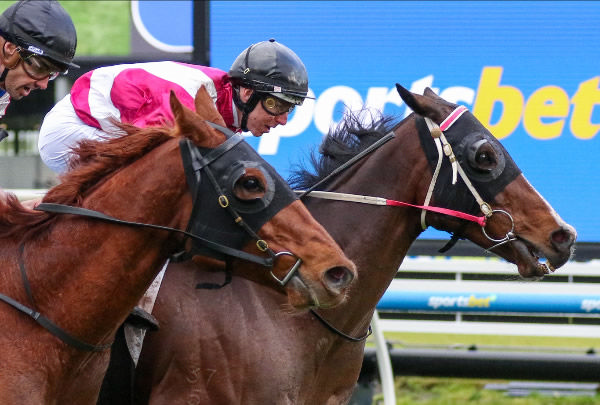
[38,94,108,174]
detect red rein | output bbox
[385,199,487,227]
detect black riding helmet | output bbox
[229,39,311,131]
[0,0,78,71]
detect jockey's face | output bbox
[0,42,51,100]
[238,87,291,137]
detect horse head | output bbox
[168,88,357,309]
[396,84,576,278]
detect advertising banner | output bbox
[149,1,599,242]
[378,290,600,314]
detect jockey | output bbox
[0,0,77,118]
[38,39,311,173]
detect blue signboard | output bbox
[377,290,600,314]
[139,1,600,242]
[131,0,192,52]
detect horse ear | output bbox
[169,90,198,130]
[396,83,428,116]
[170,90,213,144]
[423,87,440,98]
[194,86,227,127]
[169,90,184,121]
[395,84,448,122]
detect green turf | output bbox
[380,332,599,351]
[390,377,600,405]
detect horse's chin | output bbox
[510,238,562,279]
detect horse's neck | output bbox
[308,125,428,320]
[85,141,189,228]
[29,140,191,345]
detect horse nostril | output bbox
[324,266,354,289]
[551,227,575,251]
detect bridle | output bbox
[420,106,516,251]
[175,121,303,286]
[299,106,518,342]
[0,121,303,351]
[300,106,517,251]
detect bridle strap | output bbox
[34,203,274,267]
[440,105,469,131]
[423,106,493,220]
[0,291,112,351]
[294,190,486,226]
[195,260,233,290]
[0,243,112,351]
[310,309,372,342]
[18,242,35,307]
[420,107,521,250]
[182,121,276,259]
[420,118,443,230]
[188,140,274,257]
[298,131,396,200]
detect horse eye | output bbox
[470,143,497,172]
[476,151,492,165]
[241,177,263,192]
[232,167,269,203]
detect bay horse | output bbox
[0,87,355,404]
[128,85,577,404]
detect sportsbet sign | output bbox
[256,66,600,155]
[474,67,600,141]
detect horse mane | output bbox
[289,109,399,189]
[0,122,174,239]
[47,123,173,205]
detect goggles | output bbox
[17,49,65,81]
[261,95,295,116]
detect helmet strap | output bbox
[0,67,9,82]
[232,87,261,132]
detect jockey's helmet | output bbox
[229,39,310,106]
[0,0,78,71]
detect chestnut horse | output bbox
[0,88,355,404]
[126,85,576,404]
